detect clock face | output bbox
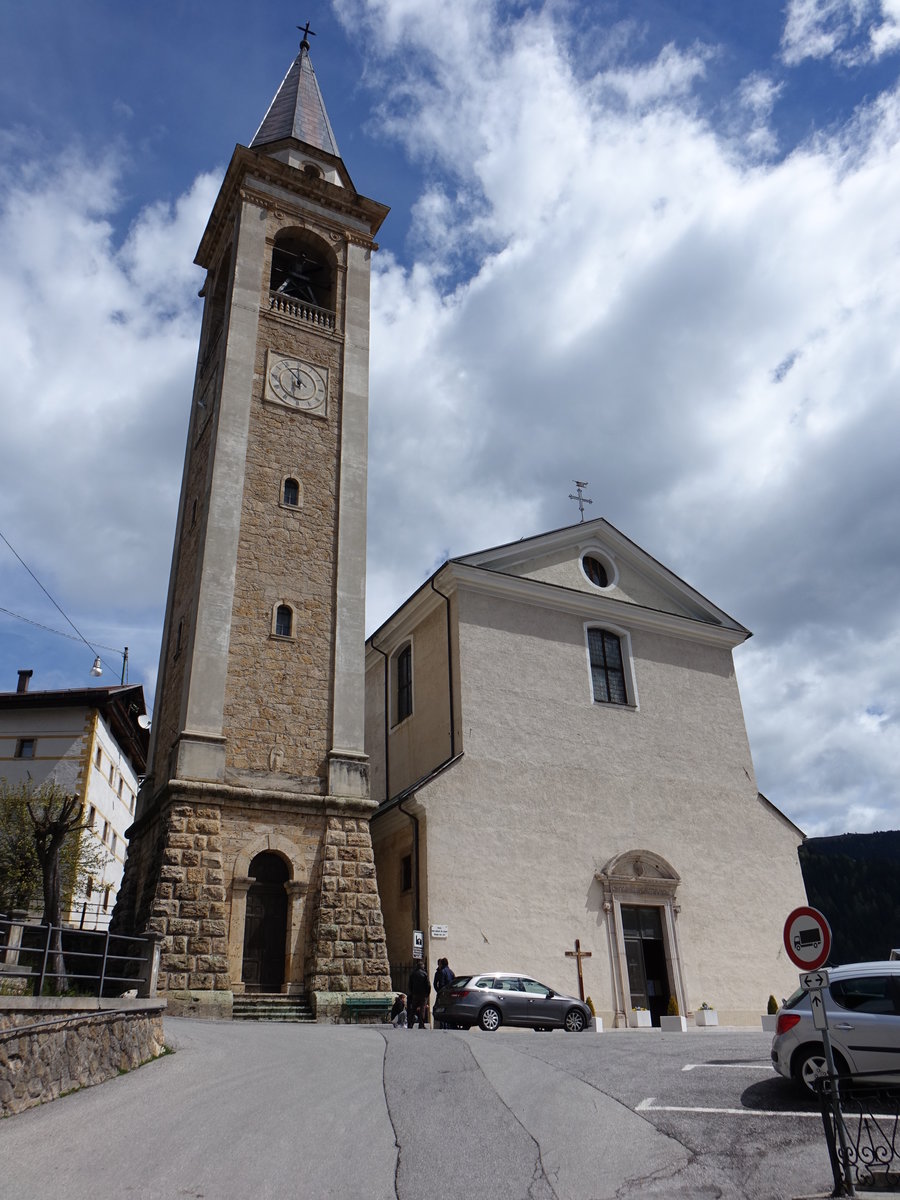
[267,357,327,411]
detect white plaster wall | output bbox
[414,587,806,1025]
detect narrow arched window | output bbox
[283,477,300,506]
[275,605,293,638]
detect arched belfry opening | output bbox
[241,851,290,993]
[269,228,337,314]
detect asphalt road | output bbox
[0,1019,836,1199]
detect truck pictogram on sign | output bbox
[793,928,822,952]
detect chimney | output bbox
[16,669,33,694]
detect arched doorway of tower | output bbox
[241,852,289,993]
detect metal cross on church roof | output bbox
[568,481,593,522]
[297,21,316,48]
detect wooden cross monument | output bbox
[565,938,592,1001]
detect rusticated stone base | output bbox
[115,782,391,1014]
[144,797,230,994]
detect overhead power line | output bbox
[0,527,102,658]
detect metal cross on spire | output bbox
[297,20,317,48]
[568,481,593,522]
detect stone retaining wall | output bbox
[0,998,166,1117]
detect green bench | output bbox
[344,995,393,1024]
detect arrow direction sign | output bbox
[808,987,829,1031]
[800,969,830,991]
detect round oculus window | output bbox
[582,555,610,588]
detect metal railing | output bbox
[817,1068,900,1196]
[0,915,160,998]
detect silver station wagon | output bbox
[771,960,900,1093]
[433,972,592,1032]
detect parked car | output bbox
[433,972,592,1032]
[771,960,900,1094]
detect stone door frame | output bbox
[596,849,687,1028]
[228,834,309,995]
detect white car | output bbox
[771,960,900,1093]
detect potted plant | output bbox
[694,1001,718,1027]
[660,994,687,1032]
[629,1005,652,1028]
[586,995,602,1032]
[761,994,779,1032]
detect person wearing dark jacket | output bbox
[407,962,431,1029]
[433,958,454,1028]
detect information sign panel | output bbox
[800,968,830,991]
[412,929,424,959]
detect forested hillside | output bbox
[798,831,900,964]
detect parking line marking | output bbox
[637,1099,820,1118]
[681,1063,775,1072]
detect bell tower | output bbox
[114,32,392,1018]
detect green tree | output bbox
[0,781,110,988]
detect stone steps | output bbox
[232,993,316,1023]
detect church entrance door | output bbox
[241,852,289,993]
[622,905,671,1026]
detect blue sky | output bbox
[2,0,900,837]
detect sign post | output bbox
[784,908,855,1196]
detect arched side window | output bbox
[282,477,302,507]
[391,642,413,726]
[273,603,294,639]
[587,627,632,706]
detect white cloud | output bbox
[4,0,900,839]
[781,0,900,64]
[0,149,218,693]
[342,0,900,835]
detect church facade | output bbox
[113,37,392,1017]
[366,520,807,1027]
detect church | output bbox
[366,521,808,1027]
[114,32,807,1024]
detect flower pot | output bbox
[760,1014,778,1032]
[629,1009,652,1028]
[694,1009,718,1027]
[660,1015,687,1032]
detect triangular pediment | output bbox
[453,518,748,634]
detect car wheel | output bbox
[479,1005,502,1032]
[794,1046,848,1095]
[564,1008,587,1032]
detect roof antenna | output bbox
[297,21,316,50]
[568,480,593,522]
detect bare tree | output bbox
[26,790,85,992]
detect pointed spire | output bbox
[250,33,340,157]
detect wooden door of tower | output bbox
[621,905,671,1026]
[241,853,289,993]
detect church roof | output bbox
[250,42,340,157]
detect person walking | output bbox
[433,958,454,1028]
[407,961,431,1029]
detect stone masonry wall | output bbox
[221,302,343,784]
[0,1003,166,1117]
[145,800,230,993]
[309,815,391,1015]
